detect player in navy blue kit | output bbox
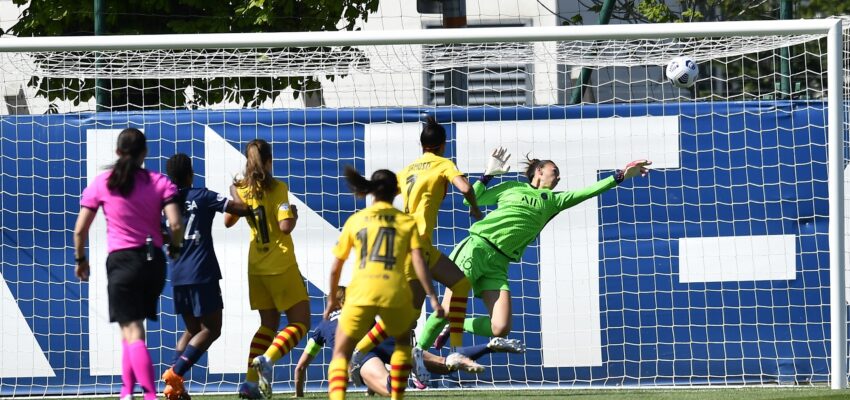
[293,287,525,397]
[161,153,253,400]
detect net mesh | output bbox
[0,16,848,398]
[0,33,830,80]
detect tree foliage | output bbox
[8,0,379,110]
[565,0,779,25]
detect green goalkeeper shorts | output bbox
[449,234,512,298]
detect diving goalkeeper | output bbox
[418,147,652,348]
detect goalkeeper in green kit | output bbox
[417,147,652,349]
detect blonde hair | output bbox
[234,139,275,199]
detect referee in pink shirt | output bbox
[73,128,185,400]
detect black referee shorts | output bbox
[105,247,166,323]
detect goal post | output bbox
[0,20,841,49]
[0,18,846,396]
[826,18,846,390]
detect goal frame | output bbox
[0,18,844,389]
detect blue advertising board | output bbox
[0,101,838,395]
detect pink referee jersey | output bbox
[80,169,178,253]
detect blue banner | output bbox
[0,101,836,395]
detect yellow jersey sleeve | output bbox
[332,217,354,260]
[274,182,295,221]
[439,158,464,182]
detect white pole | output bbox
[0,19,837,51]
[827,18,847,390]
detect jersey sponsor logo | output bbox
[364,214,395,223]
[521,195,541,208]
[279,202,290,211]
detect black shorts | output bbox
[173,281,224,317]
[106,247,166,323]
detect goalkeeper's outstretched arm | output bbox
[555,159,653,211]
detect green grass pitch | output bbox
[62,388,850,399]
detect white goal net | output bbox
[0,18,847,397]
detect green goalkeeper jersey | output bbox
[464,176,618,262]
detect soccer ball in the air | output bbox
[665,56,699,88]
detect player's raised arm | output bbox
[451,175,483,220]
[465,146,515,207]
[484,146,512,178]
[621,159,652,180]
[555,159,653,211]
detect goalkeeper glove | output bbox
[484,146,512,176]
[615,159,652,183]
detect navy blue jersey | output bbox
[170,187,228,286]
[367,339,397,365]
[310,310,341,347]
[310,311,395,364]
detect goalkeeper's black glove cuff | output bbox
[480,175,494,185]
[614,169,625,184]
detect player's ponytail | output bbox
[107,128,147,196]
[343,165,376,197]
[234,139,275,200]
[523,154,554,184]
[343,165,398,203]
[420,115,446,152]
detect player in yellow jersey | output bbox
[353,116,482,385]
[325,166,444,400]
[223,139,310,400]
